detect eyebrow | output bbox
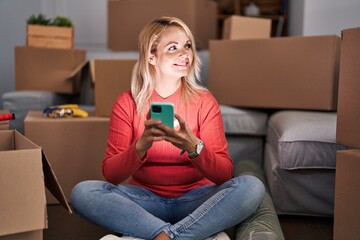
[165,40,192,47]
[165,41,178,47]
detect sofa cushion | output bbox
[2,91,70,134]
[266,111,348,170]
[220,105,268,136]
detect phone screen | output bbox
[150,102,174,128]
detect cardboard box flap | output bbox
[14,130,72,213]
[67,60,89,79]
[90,60,96,83]
[66,60,90,93]
[42,151,73,214]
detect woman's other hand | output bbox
[161,113,200,155]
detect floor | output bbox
[44,205,334,240]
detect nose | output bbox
[179,48,188,58]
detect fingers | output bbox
[174,113,186,129]
[146,110,151,120]
[144,119,162,129]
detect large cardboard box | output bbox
[336,27,360,149]
[0,130,70,239]
[222,15,271,40]
[334,149,360,240]
[24,111,109,204]
[15,46,86,93]
[27,25,74,49]
[108,0,218,50]
[91,59,137,117]
[208,35,340,110]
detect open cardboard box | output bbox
[0,130,71,239]
[15,46,86,94]
[89,59,137,117]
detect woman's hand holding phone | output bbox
[136,114,167,159]
[137,102,199,158]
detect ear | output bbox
[149,54,156,65]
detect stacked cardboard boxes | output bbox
[208,15,340,111]
[108,0,218,50]
[334,27,360,240]
[208,34,340,111]
[24,111,109,204]
[0,130,70,239]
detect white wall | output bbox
[41,0,107,47]
[289,0,360,36]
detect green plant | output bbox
[27,14,74,28]
[27,14,51,25]
[50,16,73,27]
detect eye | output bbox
[168,45,177,51]
[185,43,192,49]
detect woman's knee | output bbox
[70,180,103,206]
[235,175,265,206]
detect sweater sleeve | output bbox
[102,92,146,184]
[189,92,233,184]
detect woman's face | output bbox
[149,26,193,81]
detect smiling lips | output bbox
[174,61,189,67]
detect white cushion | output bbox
[267,110,348,169]
[220,105,268,136]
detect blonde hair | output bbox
[131,16,207,115]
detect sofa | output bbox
[264,110,348,216]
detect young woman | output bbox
[70,16,265,240]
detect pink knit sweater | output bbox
[102,86,233,198]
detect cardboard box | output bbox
[222,15,271,40]
[334,149,360,240]
[108,0,218,50]
[336,27,360,149]
[24,111,109,204]
[15,46,86,93]
[91,59,137,117]
[208,35,340,110]
[27,25,74,49]
[0,130,70,239]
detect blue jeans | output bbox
[70,175,265,240]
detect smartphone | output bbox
[150,102,174,128]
